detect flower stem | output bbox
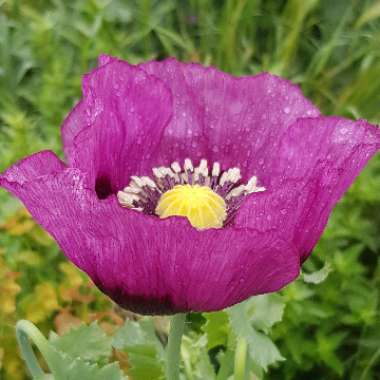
[234,336,248,380]
[15,320,50,379]
[166,313,186,380]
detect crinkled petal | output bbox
[235,116,380,260]
[61,100,87,164]
[91,209,300,314]
[98,54,116,67]
[138,57,320,180]
[1,161,300,314]
[67,55,319,184]
[0,150,65,190]
[0,152,93,272]
[61,60,172,198]
[97,55,320,178]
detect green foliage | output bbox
[228,295,285,372]
[49,323,113,364]
[181,334,215,380]
[302,262,332,284]
[113,319,165,380]
[0,0,380,379]
[43,346,126,380]
[202,312,229,350]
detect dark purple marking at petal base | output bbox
[61,59,173,196]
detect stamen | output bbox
[194,159,208,185]
[170,161,182,182]
[226,184,245,200]
[171,161,181,173]
[199,159,208,176]
[122,186,140,194]
[117,191,139,207]
[212,162,220,177]
[117,158,265,229]
[184,158,194,184]
[184,158,193,171]
[131,176,144,188]
[152,167,164,178]
[141,176,157,188]
[229,168,241,183]
[246,176,266,193]
[219,171,228,187]
[211,162,220,189]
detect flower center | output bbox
[117,158,265,230]
[156,184,227,229]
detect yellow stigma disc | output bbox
[155,184,227,230]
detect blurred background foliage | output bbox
[0,0,379,379]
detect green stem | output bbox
[16,320,51,379]
[166,313,186,380]
[234,336,247,380]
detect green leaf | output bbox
[316,331,347,376]
[45,346,127,380]
[49,322,113,363]
[248,294,285,333]
[228,297,285,371]
[303,263,332,284]
[182,335,215,380]
[113,319,164,380]
[202,311,229,349]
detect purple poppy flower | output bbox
[1,56,380,315]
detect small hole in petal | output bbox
[95,176,113,199]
